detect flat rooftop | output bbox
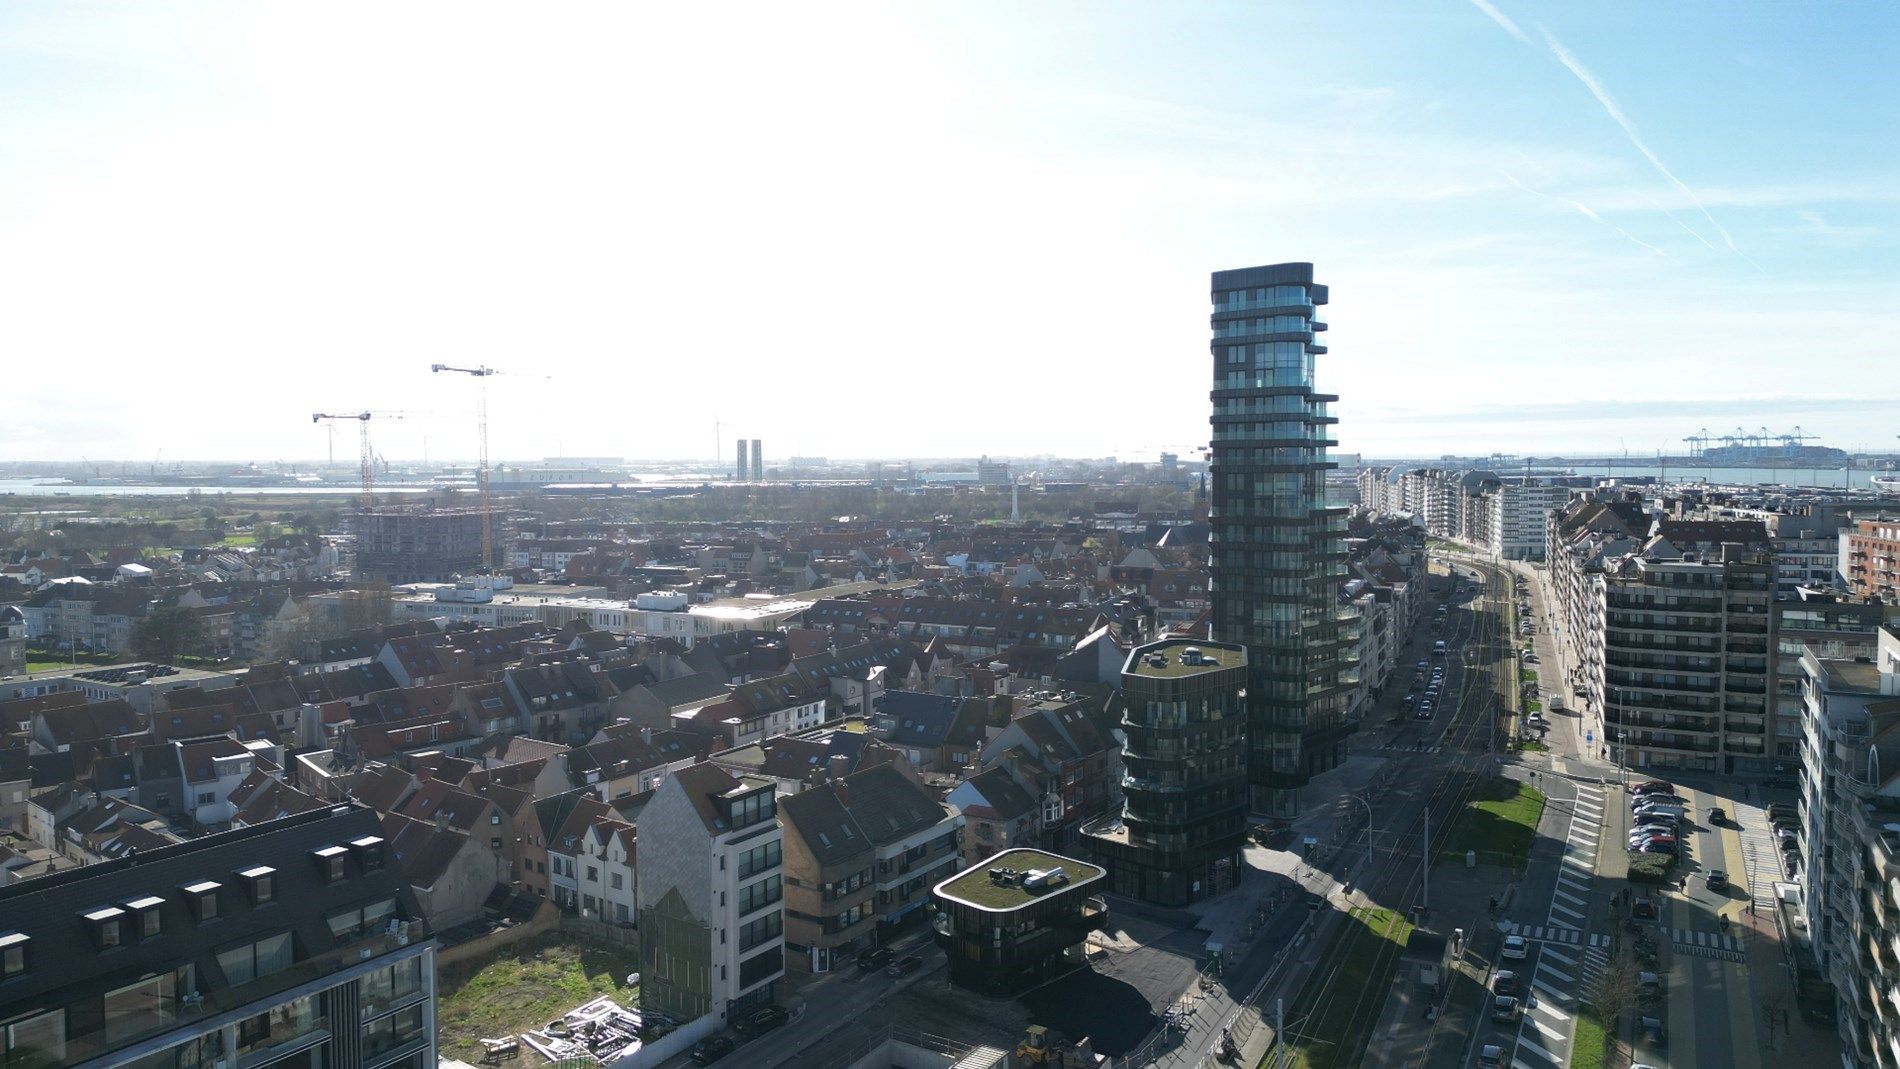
[935,849,1104,911]
[1125,640,1246,679]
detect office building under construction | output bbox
[355,505,495,582]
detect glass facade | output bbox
[1207,263,1355,816]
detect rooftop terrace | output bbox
[935,849,1104,911]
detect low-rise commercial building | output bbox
[929,848,1107,995]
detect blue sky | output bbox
[1,2,1894,465]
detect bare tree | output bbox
[1587,954,1640,1063]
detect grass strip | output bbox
[1274,907,1414,1069]
[1438,777,1547,869]
[1569,1003,1607,1069]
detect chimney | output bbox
[834,776,850,807]
[827,755,850,782]
[640,725,653,745]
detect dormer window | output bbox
[0,932,28,978]
[125,896,165,940]
[84,906,126,949]
[313,845,349,883]
[237,866,276,904]
[181,880,221,921]
[349,836,386,872]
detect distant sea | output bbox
[1358,462,1892,492]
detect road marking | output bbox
[1516,1035,1561,1064]
[1549,902,1585,922]
[1537,961,1575,985]
[1540,945,1577,966]
[1553,888,1587,906]
[1529,1015,1566,1043]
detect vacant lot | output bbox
[436,933,641,1063]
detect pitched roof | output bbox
[777,784,869,867]
[958,766,1038,821]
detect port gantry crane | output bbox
[311,411,400,508]
[430,363,500,574]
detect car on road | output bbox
[1631,897,1659,919]
[1500,935,1529,960]
[1490,995,1521,1022]
[856,948,895,972]
[690,1036,735,1065]
[1492,970,1520,995]
[733,1005,789,1039]
[1706,870,1729,891]
[1709,806,1726,824]
[1477,1043,1503,1069]
[886,955,924,977]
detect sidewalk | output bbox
[1743,897,1842,1064]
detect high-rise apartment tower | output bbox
[1206,262,1357,816]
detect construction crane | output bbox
[311,411,397,508]
[430,364,500,573]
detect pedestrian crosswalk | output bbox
[1496,781,1608,1069]
[1579,943,1609,993]
[1498,922,1583,944]
[1668,927,1747,960]
[1734,802,1784,914]
[1369,742,1441,754]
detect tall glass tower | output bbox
[1207,262,1358,816]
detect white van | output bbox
[1550,696,1565,713]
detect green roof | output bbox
[1125,640,1246,679]
[935,849,1104,910]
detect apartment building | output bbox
[777,763,963,972]
[1592,521,1778,776]
[1795,635,1900,1068]
[1842,519,1900,603]
[1206,262,1356,815]
[1547,494,1655,729]
[1361,467,1581,561]
[0,804,435,1069]
[635,763,784,1035]
[1086,640,1247,906]
[1775,591,1892,770]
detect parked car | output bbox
[886,955,924,978]
[690,1037,735,1065]
[1632,793,1685,809]
[857,948,895,972]
[1633,781,1673,794]
[1640,841,1679,856]
[734,1006,790,1039]
[1490,995,1521,1022]
[1500,935,1529,960]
